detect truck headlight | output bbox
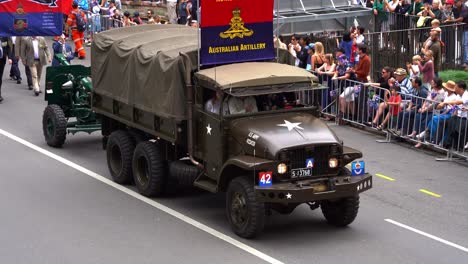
[277,163,287,174]
[329,158,339,168]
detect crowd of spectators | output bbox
[275,12,467,151]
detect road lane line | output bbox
[375,173,395,181]
[385,219,468,254]
[0,128,284,264]
[419,189,442,198]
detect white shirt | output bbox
[32,38,39,59]
[205,99,221,114]
[458,91,468,118]
[228,96,258,114]
[12,36,16,45]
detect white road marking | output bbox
[0,128,284,264]
[385,219,468,254]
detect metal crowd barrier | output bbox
[308,74,468,162]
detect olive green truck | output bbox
[90,25,372,238]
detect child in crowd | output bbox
[407,55,421,80]
[380,85,402,130]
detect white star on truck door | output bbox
[206,124,212,135]
[277,120,304,131]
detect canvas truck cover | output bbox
[195,62,318,90]
[92,25,198,121]
[92,25,296,121]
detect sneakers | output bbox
[464,142,468,150]
[416,131,426,140]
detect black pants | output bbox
[447,116,468,149]
[24,65,32,86]
[9,44,21,81]
[0,56,6,95]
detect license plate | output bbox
[291,168,312,178]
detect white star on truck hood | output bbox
[206,124,212,135]
[277,120,304,131]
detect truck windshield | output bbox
[222,90,319,116]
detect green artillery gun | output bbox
[42,54,101,148]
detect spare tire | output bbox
[169,160,200,186]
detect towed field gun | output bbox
[42,53,100,147]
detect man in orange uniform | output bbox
[67,1,87,59]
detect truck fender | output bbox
[218,155,276,192]
[342,146,363,165]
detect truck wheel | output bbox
[106,130,135,184]
[321,195,360,227]
[42,105,67,148]
[169,160,200,186]
[132,141,166,197]
[226,177,265,238]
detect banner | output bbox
[200,0,275,66]
[0,0,70,37]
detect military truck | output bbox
[91,25,372,238]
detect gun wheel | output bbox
[42,104,67,148]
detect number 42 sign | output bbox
[259,171,273,187]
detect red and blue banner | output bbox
[200,0,275,66]
[0,0,71,37]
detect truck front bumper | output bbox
[255,174,372,203]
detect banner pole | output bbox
[197,0,200,71]
[276,0,279,63]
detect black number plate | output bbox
[291,168,313,178]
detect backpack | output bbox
[75,11,86,32]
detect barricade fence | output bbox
[307,72,468,161]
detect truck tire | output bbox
[226,177,265,238]
[168,160,200,186]
[132,141,166,197]
[106,130,135,184]
[42,104,67,148]
[321,195,359,227]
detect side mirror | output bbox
[61,80,73,90]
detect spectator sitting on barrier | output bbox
[392,77,429,135]
[111,9,123,28]
[364,66,393,107]
[122,11,135,27]
[440,80,468,150]
[317,53,336,77]
[394,68,413,100]
[52,34,74,66]
[415,80,459,147]
[376,83,402,130]
[132,12,143,25]
[418,50,435,89]
[147,10,156,24]
[407,55,422,79]
[333,49,357,119]
[407,77,445,138]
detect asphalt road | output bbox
[0,41,467,264]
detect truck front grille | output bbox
[277,145,341,177]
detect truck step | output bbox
[194,177,218,193]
